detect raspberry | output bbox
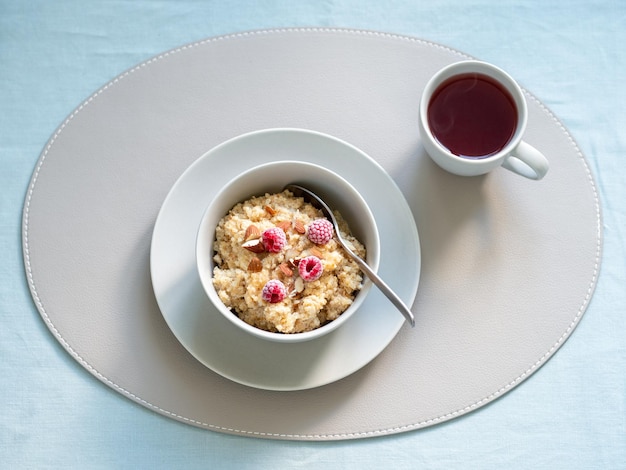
[307,219,334,245]
[261,227,287,253]
[298,256,323,282]
[261,279,287,303]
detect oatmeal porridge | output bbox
[211,189,366,333]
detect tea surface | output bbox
[427,73,518,158]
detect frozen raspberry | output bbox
[261,227,287,253]
[298,256,323,282]
[261,279,287,303]
[307,219,334,245]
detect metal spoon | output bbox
[285,184,415,327]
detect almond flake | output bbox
[286,281,300,299]
[278,262,293,277]
[244,224,261,241]
[294,219,306,234]
[247,257,263,272]
[242,238,265,253]
[310,247,323,258]
[264,205,277,216]
[288,257,301,268]
[276,220,291,232]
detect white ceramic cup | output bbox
[419,60,549,180]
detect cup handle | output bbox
[501,141,549,180]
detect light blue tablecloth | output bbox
[1,1,624,468]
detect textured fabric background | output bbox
[1,0,624,468]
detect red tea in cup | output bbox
[419,61,548,179]
[427,73,518,159]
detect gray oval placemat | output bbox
[22,28,601,440]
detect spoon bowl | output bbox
[285,184,416,327]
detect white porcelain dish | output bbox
[196,160,380,343]
[150,128,420,390]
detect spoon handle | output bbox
[341,242,416,327]
[285,184,415,327]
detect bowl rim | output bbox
[196,159,380,343]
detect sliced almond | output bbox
[286,281,300,299]
[294,219,306,234]
[247,257,263,272]
[310,247,323,258]
[264,205,276,216]
[276,220,291,232]
[288,257,302,268]
[242,238,265,253]
[294,277,305,293]
[244,224,261,241]
[278,262,293,277]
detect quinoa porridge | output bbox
[211,189,366,334]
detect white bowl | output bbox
[196,160,380,343]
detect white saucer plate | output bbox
[150,128,420,391]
